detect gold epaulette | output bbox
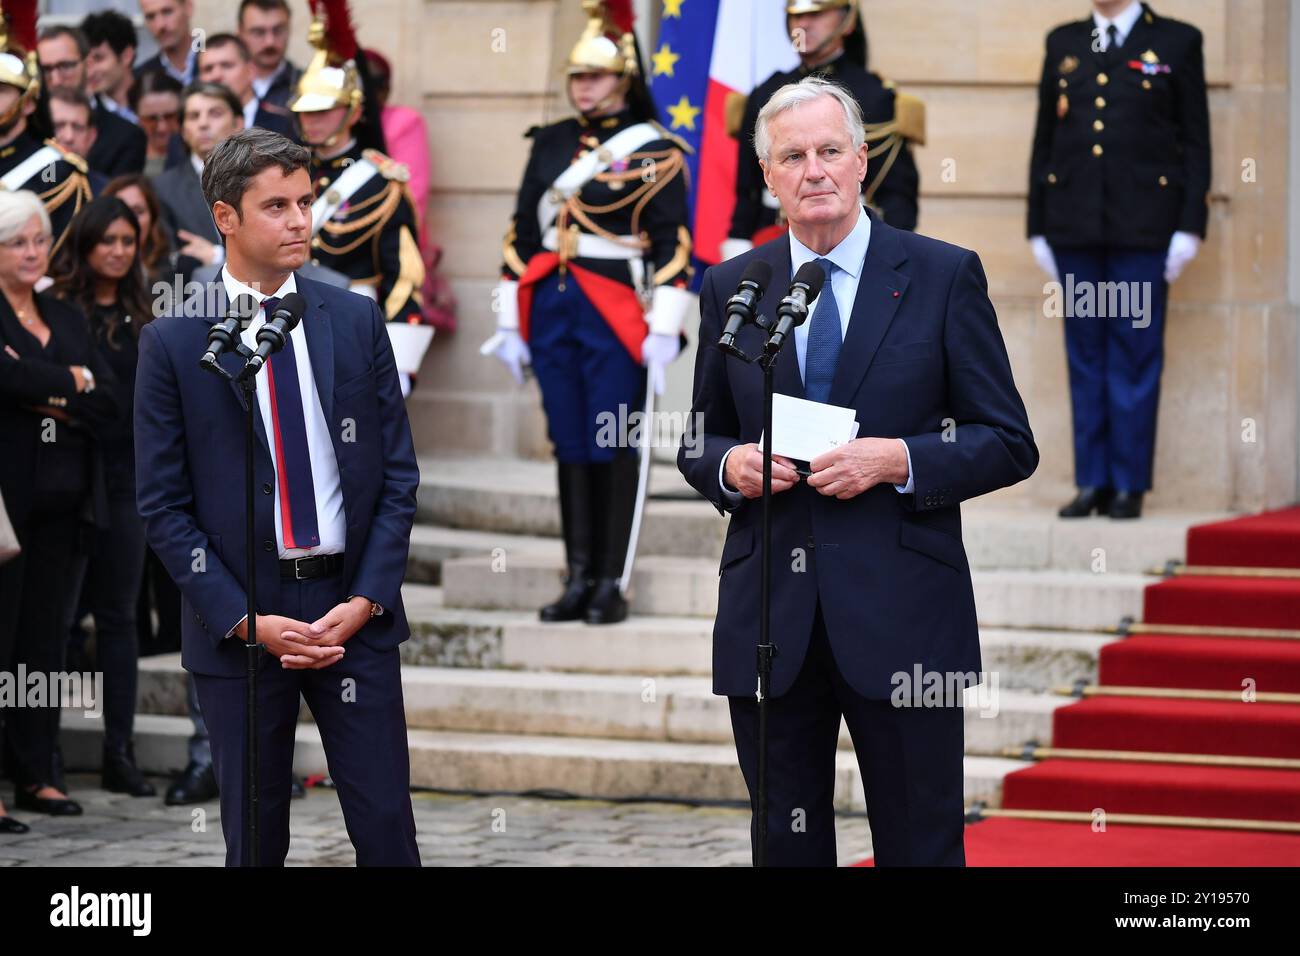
[724,92,748,139]
[43,138,88,175]
[361,147,411,184]
[892,89,926,146]
[648,120,695,155]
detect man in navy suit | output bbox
[679,77,1038,866]
[134,127,420,866]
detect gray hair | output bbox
[201,127,311,221]
[0,190,52,243]
[753,76,865,164]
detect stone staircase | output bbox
[60,457,1232,812]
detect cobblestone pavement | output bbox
[0,774,875,866]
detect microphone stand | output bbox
[199,334,263,868]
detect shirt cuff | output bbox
[224,613,248,641]
[893,438,914,494]
[718,445,745,507]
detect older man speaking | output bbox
[679,77,1038,866]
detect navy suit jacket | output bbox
[678,214,1038,700]
[134,273,419,678]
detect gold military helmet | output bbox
[0,0,41,124]
[786,0,855,12]
[787,0,859,59]
[567,0,637,78]
[289,0,362,115]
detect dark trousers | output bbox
[728,603,966,867]
[529,274,645,464]
[0,492,86,790]
[68,489,147,753]
[1052,245,1169,493]
[192,570,420,867]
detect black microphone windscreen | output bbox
[792,261,826,300]
[741,259,773,291]
[273,292,308,331]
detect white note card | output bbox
[766,394,859,462]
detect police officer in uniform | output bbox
[287,0,425,386]
[482,0,693,626]
[0,4,92,259]
[1029,1,1210,520]
[723,0,921,260]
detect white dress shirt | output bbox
[1093,0,1143,51]
[252,59,288,102]
[221,266,347,559]
[242,96,261,133]
[718,205,914,505]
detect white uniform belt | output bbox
[542,227,645,261]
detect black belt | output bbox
[280,553,344,580]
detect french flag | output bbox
[652,0,797,267]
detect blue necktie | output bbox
[262,295,320,550]
[803,258,841,404]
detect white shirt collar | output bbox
[788,204,872,280]
[189,152,204,179]
[243,97,260,131]
[220,263,297,310]
[1093,1,1144,48]
[251,59,287,100]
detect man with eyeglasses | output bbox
[239,0,301,111]
[37,25,146,177]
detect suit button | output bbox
[1095,96,1106,108]
[1142,79,1152,90]
[806,536,815,549]
[1097,72,1109,85]
[1158,176,1169,187]
[262,482,273,495]
[194,613,201,624]
[263,540,274,552]
[1092,144,1104,157]
[1047,173,1057,184]
[1058,78,1067,89]
[1093,119,1104,132]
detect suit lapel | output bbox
[828,217,910,407]
[297,275,335,425]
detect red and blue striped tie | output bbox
[262,296,320,550]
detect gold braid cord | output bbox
[314,180,404,257]
[559,148,684,255]
[39,173,93,256]
[861,119,904,216]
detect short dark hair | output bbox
[48,87,97,126]
[201,33,252,62]
[239,0,292,24]
[201,127,310,220]
[180,81,243,120]
[80,10,138,58]
[130,69,183,114]
[38,25,90,59]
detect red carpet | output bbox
[859,505,1300,866]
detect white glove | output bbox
[1164,231,1201,284]
[641,332,680,396]
[479,329,530,385]
[1029,236,1059,283]
[719,238,754,261]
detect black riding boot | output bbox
[539,462,596,622]
[585,450,639,625]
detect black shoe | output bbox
[102,744,158,797]
[584,452,638,626]
[540,462,596,622]
[0,815,29,834]
[164,762,218,806]
[14,787,82,816]
[1058,487,1113,518]
[1109,491,1144,520]
[290,775,306,799]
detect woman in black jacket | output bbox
[0,189,118,827]
[51,196,156,798]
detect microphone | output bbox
[718,259,773,358]
[765,261,827,357]
[237,292,307,382]
[199,293,259,378]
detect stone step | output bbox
[132,654,1064,752]
[440,554,1149,632]
[416,457,1225,573]
[59,710,1028,811]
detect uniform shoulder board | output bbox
[892,88,926,147]
[42,138,88,175]
[361,147,411,183]
[648,120,694,155]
